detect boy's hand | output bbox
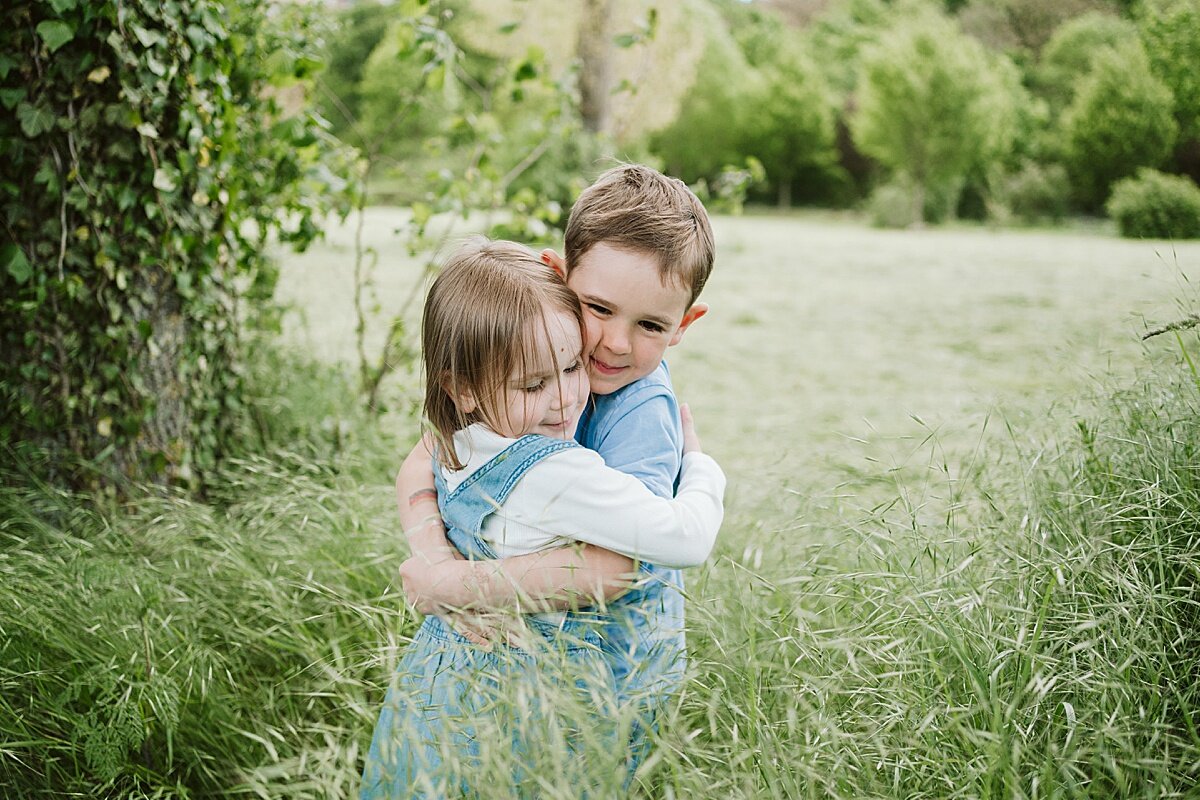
[680,402,703,455]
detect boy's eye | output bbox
[586,303,610,316]
[639,321,666,333]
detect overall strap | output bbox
[436,434,578,560]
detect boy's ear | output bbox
[669,302,708,347]
[540,248,567,279]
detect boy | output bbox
[395,163,717,775]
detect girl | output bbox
[359,239,724,798]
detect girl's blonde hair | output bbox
[423,238,583,470]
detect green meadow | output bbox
[6,213,1200,797]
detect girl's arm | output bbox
[395,436,637,614]
[395,434,458,566]
[400,541,636,615]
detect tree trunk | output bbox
[577,0,615,135]
[777,175,793,208]
[911,181,927,229]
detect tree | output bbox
[1034,11,1139,114]
[0,1,341,488]
[576,0,615,134]
[850,12,1018,222]
[1138,0,1200,179]
[311,1,395,143]
[741,42,839,207]
[649,21,755,186]
[1061,42,1177,210]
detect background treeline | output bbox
[315,0,1200,233]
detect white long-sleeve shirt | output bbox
[443,425,725,568]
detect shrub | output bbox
[1000,161,1071,224]
[1106,169,1200,239]
[867,181,919,228]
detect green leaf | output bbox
[132,25,167,48]
[2,244,32,285]
[17,102,55,137]
[0,54,15,79]
[153,168,178,192]
[0,88,25,109]
[49,0,78,11]
[36,20,75,53]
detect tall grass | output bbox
[652,352,1200,798]
[3,339,1200,797]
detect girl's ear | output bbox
[541,248,567,279]
[441,376,477,414]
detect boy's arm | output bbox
[396,436,636,614]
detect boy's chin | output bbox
[587,368,650,395]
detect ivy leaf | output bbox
[153,168,177,192]
[36,21,75,53]
[2,244,32,285]
[17,102,55,137]
[0,54,15,79]
[49,0,78,11]
[0,88,25,109]
[132,25,166,49]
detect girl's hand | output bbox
[446,613,497,649]
[399,555,465,615]
[680,402,703,455]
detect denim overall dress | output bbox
[359,434,617,799]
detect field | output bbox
[278,210,1195,531]
[6,212,1200,797]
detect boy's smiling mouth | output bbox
[589,356,625,375]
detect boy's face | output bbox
[551,243,707,396]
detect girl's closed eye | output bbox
[520,380,545,394]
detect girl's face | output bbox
[472,308,589,440]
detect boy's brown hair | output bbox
[564,163,715,306]
[422,238,583,470]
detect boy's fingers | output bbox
[680,402,702,453]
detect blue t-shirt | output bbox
[575,361,687,697]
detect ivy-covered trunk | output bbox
[0,0,339,489]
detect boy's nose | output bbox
[602,323,631,355]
